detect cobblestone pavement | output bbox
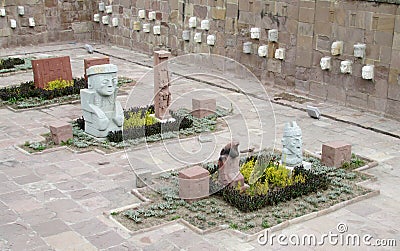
[0,43,399,250]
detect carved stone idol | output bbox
[331,41,343,56]
[320,56,331,70]
[218,141,244,187]
[340,60,352,74]
[281,121,303,167]
[362,65,374,80]
[154,51,172,119]
[81,64,124,138]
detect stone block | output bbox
[268,29,278,42]
[194,32,202,43]
[49,121,73,145]
[321,141,352,168]
[274,48,285,60]
[340,60,353,74]
[212,7,226,20]
[32,56,73,89]
[138,9,145,19]
[258,45,268,57]
[179,166,209,201]
[192,98,216,118]
[362,65,374,80]
[189,16,197,28]
[84,57,110,82]
[201,19,210,30]
[99,2,105,12]
[354,43,366,58]
[243,41,252,54]
[320,56,331,70]
[299,7,315,23]
[136,169,152,188]
[250,27,260,39]
[207,35,215,46]
[182,30,190,41]
[331,41,343,56]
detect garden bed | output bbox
[0,77,134,109]
[113,153,374,235]
[20,105,231,154]
[0,57,32,74]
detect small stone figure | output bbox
[81,64,124,138]
[281,121,303,167]
[218,141,247,191]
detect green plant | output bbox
[229,222,238,229]
[44,79,74,91]
[170,215,181,221]
[261,219,270,228]
[28,142,47,151]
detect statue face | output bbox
[283,134,302,156]
[95,73,117,96]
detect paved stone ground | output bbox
[0,43,399,250]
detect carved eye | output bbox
[102,79,109,86]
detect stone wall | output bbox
[0,0,94,48]
[1,0,399,120]
[90,0,400,119]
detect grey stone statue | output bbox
[80,64,124,138]
[281,121,303,167]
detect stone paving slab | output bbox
[0,43,399,250]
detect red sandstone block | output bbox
[84,57,110,82]
[179,166,210,201]
[49,121,73,145]
[31,56,73,89]
[192,98,216,118]
[321,141,352,168]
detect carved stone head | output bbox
[340,60,352,74]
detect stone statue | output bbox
[281,121,303,167]
[154,51,172,119]
[218,141,247,191]
[80,64,124,138]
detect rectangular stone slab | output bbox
[32,56,73,89]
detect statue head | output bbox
[87,64,118,97]
[282,121,302,157]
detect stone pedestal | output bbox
[191,98,216,118]
[321,141,352,168]
[49,121,73,145]
[179,166,210,202]
[31,56,73,89]
[84,57,110,83]
[154,51,171,119]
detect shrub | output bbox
[0,58,25,70]
[44,79,74,90]
[219,167,329,212]
[108,107,194,142]
[0,77,86,102]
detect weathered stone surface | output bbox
[321,141,352,168]
[281,121,303,167]
[179,166,209,201]
[80,64,124,138]
[49,121,73,145]
[154,50,171,119]
[31,56,73,89]
[191,98,216,118]
[84,57,110,82]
